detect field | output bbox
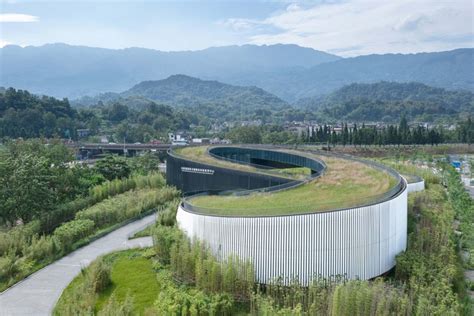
[55,249,159,315]
[189,154,398,216]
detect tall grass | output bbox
[41,173,166,233]
[0,184,179,292]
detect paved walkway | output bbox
[0,213,156,316]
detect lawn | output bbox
[55,249,159,315]
[96,250,159,314]
[189,155,398,216]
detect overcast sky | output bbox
[1,0,473,57]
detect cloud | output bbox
[222,0,474,56]
[0,39,13,47]
[0,13,39,23]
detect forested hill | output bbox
[75,75,290,122]
[0,88,79,138]
[296,82,474,122]
[283,48,474,101]
[124,75,288,108]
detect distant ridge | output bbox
[0,43,339,99]
[1,44,472,101]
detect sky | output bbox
[0,0,473,57]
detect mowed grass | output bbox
[190,155,398,216]
[96,250,158,314]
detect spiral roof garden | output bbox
[173,145,402,216]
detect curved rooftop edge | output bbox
[169,145,405,217]
[166,145,328,198]
[405,174,425,193]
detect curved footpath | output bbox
[0,213,157,316]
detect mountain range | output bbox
[1,43,473,102]
[74,75,473,124]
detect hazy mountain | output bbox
[282,48,474,101]
[2,43,472,102]
[0,43,339,99]
[297,82,474,122]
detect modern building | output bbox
[168,145,409,285]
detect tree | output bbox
[0,153,54,224]
[227,126,262,144]
[94,155,131,181]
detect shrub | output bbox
[25,235,57,262]
[53,219,95,250]
[90,258,112,293]
[99,293,134,316]
[152,225,180,264]
[0,252,19,283]
[76,188,179,229]
[0,220,41,257]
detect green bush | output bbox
[99,293,134,316]
[41,173,165,234]
[53,219,95,250]
[25,235,57,262]
[0,220,41,257]
[76,187,179,229]
[0,252,19,283]
[152,225,180,264]
[90,258,112,293]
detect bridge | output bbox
[69,142,171,158]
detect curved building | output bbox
[168,146,408,285]
[405,175,425,193]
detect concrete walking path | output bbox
[0,213,156,316]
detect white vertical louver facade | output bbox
[176,187,408,285]
[406,179,425,193]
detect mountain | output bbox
[0,43,339,99]
[74,75,290,123]
[2,43,472,102]
[297,82,474,123]
[283,48,474,101]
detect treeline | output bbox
[306,117,445,146]
[0,87,197,142]
[226,117,474,146]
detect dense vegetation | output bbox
[55,157,472,314]
[76,74,290,123]
[2,84,474,145]
[0,88,78,138]
[445,166,474,270]
[0,88,197,142]
[0,140,179,291]
[226,116,474,146]
[297,82,474,122]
